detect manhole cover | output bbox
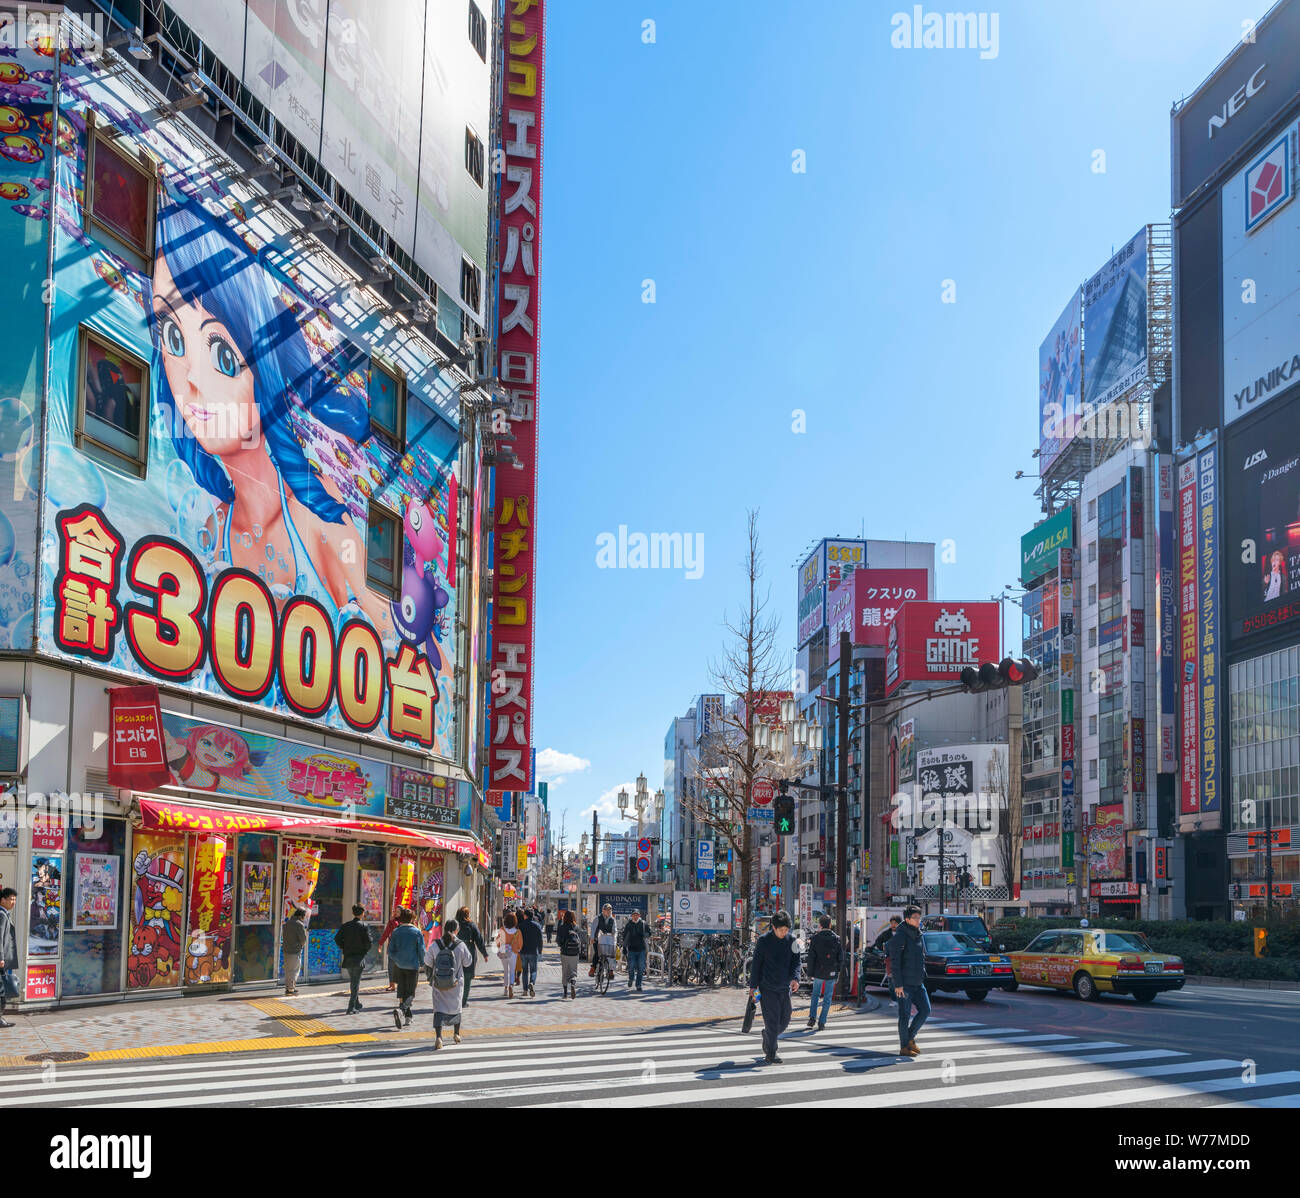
[25,1051,90,1063]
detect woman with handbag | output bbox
[496,912,522,999]
[0,888,19,1027]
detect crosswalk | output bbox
[1,1016,1296,1108]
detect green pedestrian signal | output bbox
[773,794,795,835]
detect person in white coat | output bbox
[425,918,474,1049]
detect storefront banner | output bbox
[136,797,481,857]
[1198,443,1221,817]
[28,855,62,958]
[31,813,64,853]
[184,833,232,983]
[387,768,471,829]
[24,963,56,1001]
[240,861,273,925]
[128,833,186,989]
[283,842,324,926]
[1087,805,1126,880]
[107,685,170,791]
[392,856,418,916]
[71,853,119,931]
[360,869,385,922]
[415,858,444,946]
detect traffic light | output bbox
[773,793,795,835]
[1254,928,1268,958]
[959,657,1040,693]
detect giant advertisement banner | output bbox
[827,568,928,657]
[1083,228,1148,410]
[1197,442,1221,819]
[1021,507,1074,583]
[1226,396,1300,644]
[1178,456,1200,817]
[797,543,826,646]
[1038,290,1082,474]
[1157,458,1178,773]
[885,601,1000,695]
[487,0,544,794]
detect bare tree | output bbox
[986,748,1020,900]
[679,511,804,944]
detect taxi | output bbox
[1007,927,1185,1003]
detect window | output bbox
[1088,626,1097,648]
[467,1,488,61]
[1088,759,1098,780]
[460,258,482,312]
[1088,583,1097,606]
[464,125,485,187]
[980,868,992,888]
[75,327,149,477]
[1087,540,1097,563]
[366,505,401,597]
[85,111,155,258]
[368,359,405,448]
[1088,714,1097,736]
[1087,498,1096,522]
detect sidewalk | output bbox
[0,948,870,1069]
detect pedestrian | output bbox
[887,906,930,1058]
[806,914,843,1031]
[590,904,615,977]
[387,908,425,1028]
[378,909,403,992]
[496,912,523,998]
[747,909,801,1065]
[873,915,901,952]
[556,909,581,999]
[518,905,543,998]
[0,887,18,1028]
[620,908,650,992]
[545,908,555,944]
[454,905,488,1007]
[282,907,307,996]
[334,903,373,1015]
[425,918,473,1049]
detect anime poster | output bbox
[414,857,444,947]
[28,856,62,957]
[1087,804,1127,881]
[32,47,461,755]
[360,869,385,922]
[391,855,416,915]
[183,833,232,984]
[70,852,119,931]
[127,833,186,988]
[241,861,273,925]
[282,841,324,926]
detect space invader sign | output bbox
[885,600,1001,695]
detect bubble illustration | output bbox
[0,396,33,461]
[164,459,195,513]
[174,486,220,560]
[46,443,107,510]
[0,510,12,567]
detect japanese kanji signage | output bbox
[183,833,232,985]
[387,768,471,830]
[107,685,169,791]
[827,568,928,658]
[885,601,1001,695]
[1197,443,1220,820]
[488,0,545,794]
[1178,455,1199,818]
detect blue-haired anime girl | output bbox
[148,193,393,633]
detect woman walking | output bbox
[556,909,581,999]
[425,919,473,1049]
[496,911,522,999]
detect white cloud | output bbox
[573,782,650,825]
[535,747,591,787]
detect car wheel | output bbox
[1133,991,1158,1004]
[1004,980,1019,992]
[1073,972,1099,1002]
[967,989,989,1002]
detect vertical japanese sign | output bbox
[107,685,169,791]
[1178,456,1200,818]
[184,833,232,985]
[1157,458,1178,773]
[489,0,545,796]
[1128,465,1148,830]
[1198,443,1220,820]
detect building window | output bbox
[368,359,405,448]
[467,1,488,61]
[85,112,155,258]
[464,125,485,187]
[75,327,149,477]
[1088,626,1097,648]
[366,505,401,597]
[1087,498,1096,522]
[1088,759,1098,780]
[1087,540,1097,563]
[1088,584,1097,606]
[981,868,992,888]
[1088,713,1097,736]
[460,258,482,312]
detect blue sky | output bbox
[529,0,1262,842]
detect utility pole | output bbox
[592,807,599,885]
[837,629,850,946]
[939,831,946,916]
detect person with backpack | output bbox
[544,909,556,944]
[590,904,616,977]
[619,908,651,992]
[425,918,473,1049]
[334,904,373,1015]
[453,905,488,1007]
[387,908,426,1028]
[806,914,843,1031]
[556,909,581,999]
[517,906,544,998]
[496,912,522,999]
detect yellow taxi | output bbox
[1007,927,1185,1003]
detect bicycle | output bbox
[593,935,616,996]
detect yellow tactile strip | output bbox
[246,996,342,1038]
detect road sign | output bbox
[751,778,775,806]
[588,875,598,884]
[636,856,651,872]
[637,837,651,855]
[770,885,781,896]
[697,840,715,879]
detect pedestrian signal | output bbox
[773,794,795,835]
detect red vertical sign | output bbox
[489,1,545,794]
[107,685,170,791]
[1177,458,1199,816]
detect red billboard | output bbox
[884,601,1001,695]
[827,568,929,659]
[488,1,545,794]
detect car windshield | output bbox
[1102,932,1153,953]
[952,933,982,950]
[944,918,987,936]
[923,932,969,953]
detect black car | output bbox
[921,914,994,951]
[859,931,1015,1001]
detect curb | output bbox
[1186,974,1300,991]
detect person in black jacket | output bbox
[873,916,901,952]
[335,905,373,1015]
[747,910,801,1065]
[590,904,616,977]
[620,909,651,992]
[805,915,843,1031]
[556,909,581,998]
[454,905,488,1007]
[517,907,544,998]
[886,906,930,1057]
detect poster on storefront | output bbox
[184,834,232,985]
[392,856,417,915]
[282,842,324,927]
[360,870,385,922]
[70,852,119,931]
[240,861,273,925]
[415,859,444,946]
[386,768,470,829]
[24,963,56,1001]
[27,855,62,957]
[1087,805,1127,880]
[127,833,186,989]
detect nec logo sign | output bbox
[1208,65,1267,139]
[1245,449,1267,469]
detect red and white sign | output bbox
[1245,133,1292,233]
[488,0,545,794]
[1178,458,1199,816]
[25,963,57,1001]
[827,568,929,659]
[1061,723,1076,759]
[750,779,776,807]
[107,685,170,791]
[31,815,64,853]
[884,601,1001,695]
[1090,880,1139,897]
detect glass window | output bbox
[233,833,277,983]
[76,328,149,477]
[1024,932,1056,953]
[366,505,400,596]
[1101,932,1152,953]
[61,819,130,996]
[368,360,405,447]
[86,117,155,257]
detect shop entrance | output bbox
[233,833,277,983]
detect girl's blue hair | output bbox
[150,195,370,524]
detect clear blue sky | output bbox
[530,0,1261,843]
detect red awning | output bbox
[134,796,486,862]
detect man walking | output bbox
[747,910,801,1065]
[517,905,543,998]
[453,905,488,1007]
[283,907,307,996]
[334,904,372,1015]
[806,914,842,1031]
[544,908,555,944]
[887,906,930,1057]
[388,908,425,1028]
[0,888,18,1028]
[620,908,650,992]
